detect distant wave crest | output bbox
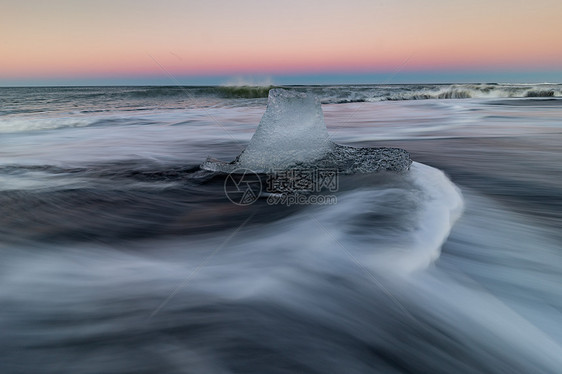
[126,85,275,99]
[322,83,562,104]
[214,85,275,98]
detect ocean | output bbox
[1,84,562,373]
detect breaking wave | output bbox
[311,83,562,104]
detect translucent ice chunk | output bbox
[200,89,411,174]
[236,89,333,171]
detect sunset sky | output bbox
[1,0,561,86]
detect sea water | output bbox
[1,85,562,373]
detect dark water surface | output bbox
[1,86,562,373]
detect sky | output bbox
[1,0,561,86]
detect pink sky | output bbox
[1,0,561,83]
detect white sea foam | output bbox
[0,117,94,133]
[299,161,464,274]
[400,162,464,271]
[196,162,463,279]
